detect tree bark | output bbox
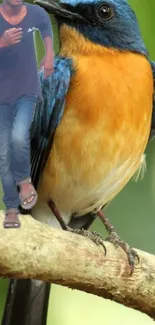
[0,211,155,320]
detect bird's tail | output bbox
[1,279,50,325]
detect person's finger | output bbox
[13,34,23,41]
[44,68,49,78]
[13,31,23,35]
[12,28,23,34]
[13,40,21,44]
[12,31,23,38]
[40,62,44,69]
[45,67,54,72]
[44,70,53,78]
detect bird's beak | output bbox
[34,0,85,22]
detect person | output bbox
[0,0,54,228]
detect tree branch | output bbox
[0,211,155,320]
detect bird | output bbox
[2,0,155,324]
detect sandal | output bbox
[4,208,20,229]
[18,178,38,210]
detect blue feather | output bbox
[30,56,73,189]
[60,0,128,6]
[151,61,155,80]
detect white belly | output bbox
[32,154,146,226]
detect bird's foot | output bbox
[48,199,138,275]
[105,230,139,275]
[65,226,107,255]
[66,226,138,274]
[96,209,139,275]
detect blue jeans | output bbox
[0,95,37,210]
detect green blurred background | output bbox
[1,0,155,324]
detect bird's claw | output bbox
[105,231,139,275]
[66,226,139,275]
[66,227,107,255]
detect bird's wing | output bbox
[150,61,155,139]
[30,56,73,189]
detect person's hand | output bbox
[1,28,23,47]
[40,54,54,78]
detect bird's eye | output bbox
[96,3,113,21]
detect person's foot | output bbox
[4,208,20,229]
[18,178,38,210]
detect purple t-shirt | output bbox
[0,3,53,104]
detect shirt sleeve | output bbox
[35,5,53,39]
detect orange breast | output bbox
[65,51,152,159]
[38,47,153,215]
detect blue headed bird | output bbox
[2,0,155,325]
[31,0,153,256]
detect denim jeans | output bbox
[0,95,37,210]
